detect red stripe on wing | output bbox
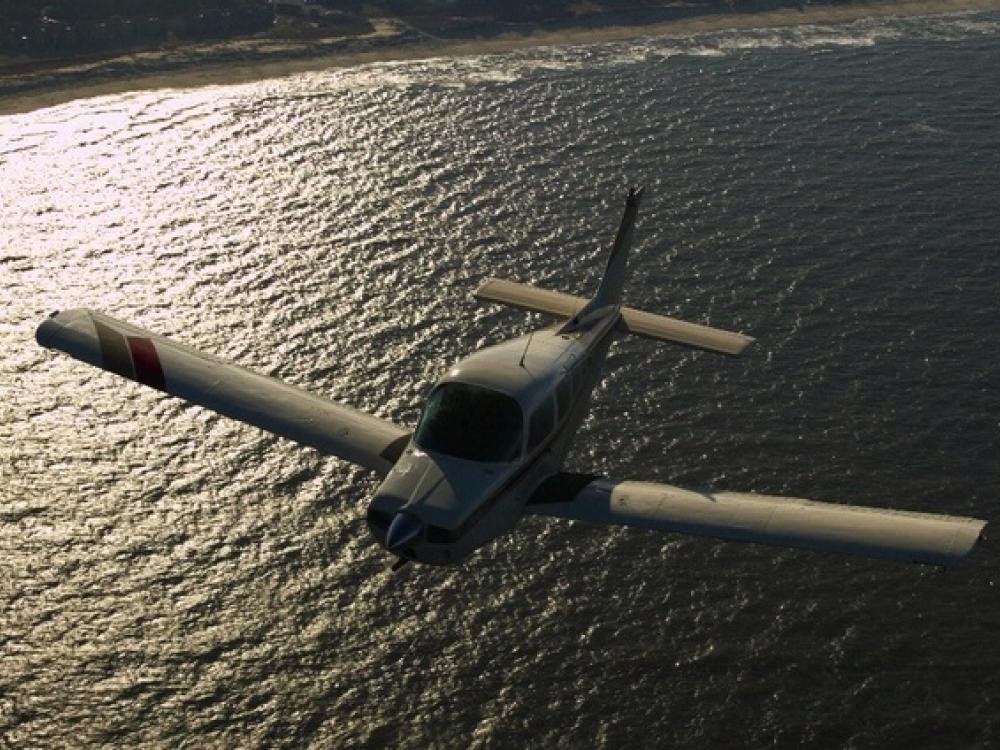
[127,337,166,391]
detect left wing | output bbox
[37,309,410,475]
[527,474,987,566]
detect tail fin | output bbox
[591,186,643,308]
[474,185,755,356]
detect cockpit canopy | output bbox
[415,382,523,463]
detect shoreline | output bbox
[1,0,998,117]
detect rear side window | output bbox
[556,377,572,419]
[528,396,556,452]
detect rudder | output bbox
[591,186,644,308]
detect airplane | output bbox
[36,188,987,572]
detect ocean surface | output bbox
[2,11,999,748]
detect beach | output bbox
[1,0,999,116]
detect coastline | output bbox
[1,0,998,117]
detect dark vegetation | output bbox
[1,1,823,58]
[1,1,275,56]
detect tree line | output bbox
[1,1,275,56]
[2,1,776,58]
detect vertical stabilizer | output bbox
[591,187,644,308]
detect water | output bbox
[2,11,999,748]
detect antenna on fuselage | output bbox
[519,330,535,369]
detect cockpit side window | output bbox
[415,383,524,463]
[528,395,556,453]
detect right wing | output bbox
[37,309,410,475]
[527,474,987,566]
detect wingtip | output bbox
[736,335,757,355]
[35,312,62,348]
[471,277,500,300]
[35,308,95,351]
[717,334,756,357]
[941,517,990,565]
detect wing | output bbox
[527,474,987,566]
[37,309,410,475]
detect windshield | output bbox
[415,382,523,463]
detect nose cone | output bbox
[385,512,424,553]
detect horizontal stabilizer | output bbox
[620,307,754,356]
[36,309,410,474]
[475,277,584,319]
[527,476,987,566]
[474,278,754,356]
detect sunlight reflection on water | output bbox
[2,12,1000,748]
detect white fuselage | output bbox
[366,305,620,564]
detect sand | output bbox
[1,0,997,116]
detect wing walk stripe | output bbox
[379,434,410,465]
[527,472,601,505]
[127,336,166,391]
[94,319,135,380]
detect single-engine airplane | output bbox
[37,188,987,570]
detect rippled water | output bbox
[3,12,1000,748]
